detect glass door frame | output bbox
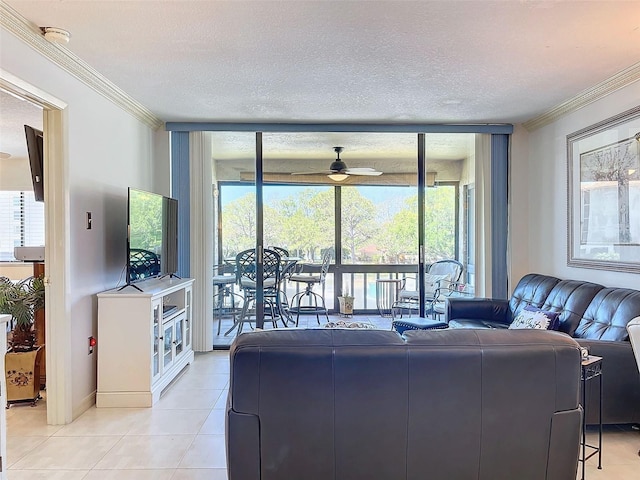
[169,124,512,338]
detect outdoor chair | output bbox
[430,281,474,320]
[289,251,331,326]
[392,259,463,319]
[266,246,303,324]
[225,248,284,335]
[212,262,244,335]
[267,246,290,258]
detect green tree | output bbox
[222,193,281,257]
[375,187,456,264]
[341,187,376,263]
[424,187,456,262]
[275,188,333,261]
[221,193,256,257]
[377,196,418,263]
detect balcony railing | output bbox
[281,264,418,314]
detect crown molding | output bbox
[1,2,163,130]
[523,62,640,131]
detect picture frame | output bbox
[567,105,640,273]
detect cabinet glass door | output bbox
[185,289,191,348]
[152,303,161,379]
[163,321,174,369]
[175,317,184,356]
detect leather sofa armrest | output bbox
[447,297,511,323]
[227,410,260,479]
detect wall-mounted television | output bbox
[24,125,44,202]
[126,188,179,285]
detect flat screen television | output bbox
[126,188,179,285]
[24,125,44,202]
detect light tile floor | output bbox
[7,351,230,479]
[6,332,640,479]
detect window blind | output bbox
[0,191,44,261]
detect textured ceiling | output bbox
[5,0,640,123]
[0,89,42,161]
[2,1,640,163]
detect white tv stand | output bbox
[97,277,195,407]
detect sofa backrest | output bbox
[574,288,640,341]
[511,274,640,342]
[227,328,582,480]
[542,280,604,335]
[509,273,561,321]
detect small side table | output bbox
[579,355,602,480]
[376,278,403,318]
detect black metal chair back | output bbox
[235,248,281,292]
[129,248,161,281]
[268,246,290,258]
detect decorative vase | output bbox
[5,345,43,406]
[337,296,354,317]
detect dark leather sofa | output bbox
[447,273,640,424]
[227,328,582,480]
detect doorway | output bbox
[0,74,70,425]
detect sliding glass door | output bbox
[199,128,500,349]
[212,132,256,344]
[422,133,476,317]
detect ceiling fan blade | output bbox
[290,170,333,175]
[344,167,377,172]
[345,169,383,176]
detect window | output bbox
[341,185,417,265]
[0,191,44,261]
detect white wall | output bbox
[1,28,169,418]
[511,82,640,290]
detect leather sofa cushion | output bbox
[574,288,640,341]
[508,274,561,322]
[541,280,604,335]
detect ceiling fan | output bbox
[291,146,383,182]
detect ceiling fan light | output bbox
[328,173,349,182]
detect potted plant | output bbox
[0,275,45,406]
[337,291,355,317]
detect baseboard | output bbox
[96,391,152,408]
[73,390,96,421]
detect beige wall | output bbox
[1,26,169,420]
[510,82,640,290]
[0,262,33,280]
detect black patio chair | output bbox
[226,248,284,335]
[289,251,331,326]
[212,262,244,335]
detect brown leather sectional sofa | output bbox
[227,328,582,480]
[447,273,640,424]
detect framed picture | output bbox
[567,105,640,273]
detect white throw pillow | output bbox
[509,308,551,330]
